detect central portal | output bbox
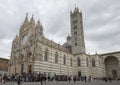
[28,65,32,73]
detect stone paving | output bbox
[0,80,120,85]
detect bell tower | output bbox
[70,7,85,55]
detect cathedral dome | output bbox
[63,35,72,47]
[63,41,72,47]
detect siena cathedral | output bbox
[9,7,120,79]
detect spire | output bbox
[30,14,35,25]
[35,19,43,36]
[75,3,77,8]
[38,19,43,29]
[35,19,41,29]
[37,19,40,25]
[36,19,43,31]
[36,19,41,28]
[66,34,71,42]
[71,4,80,15]
[95,51,98,55]
[22,12,29,28]
[73,3,80,13]
[24,13,29,25]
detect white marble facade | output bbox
[9,7,120,79]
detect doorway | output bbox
[78,71,81,77]
[105,56,119,78]
[28,65,32,73]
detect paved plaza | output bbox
[0,81,120,85]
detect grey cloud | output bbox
[0,0,120,57]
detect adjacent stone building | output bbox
[0,58,9,76]
[9,7,120,79]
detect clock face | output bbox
[22,35,28,45]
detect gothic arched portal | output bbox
[26,52,32,73]
[105,56,119,79]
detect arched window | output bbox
[86,58,89,67]
[44,49,49,61]
[75,37,77,41]
[74,31,77,35]
[63,55,66,65]
[77,57,81,66]
[75,42,77,46]
[70,57,72,66]
[55,52,58,63]
[92,58,95,67]
[99,59,101,67]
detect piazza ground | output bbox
[1,80,120,85]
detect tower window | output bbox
[75,42,77,46]
[74,31,77,35]
[73,26,77,30]
[73,20,77,24]
[75,37,77,41]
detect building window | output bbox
[70,57,72,66]
[74,31,77,35]
[75,42,77,46]
[86,58,89,67]
[44,49,49,61]
[99,59,101,67]
[77,57,81,66]
[55,52,58,63]
[92,58,95,67]
[75,37,77,41]
[63,55,66,65]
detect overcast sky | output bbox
[0,0,120,59]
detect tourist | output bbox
[104,77,108,82]
[2,74,7,83]
[73,76,76,83]
[40,74,43,85]
[43,74,47,84]
[17,75,21,85]
[84,76,87,82]
[68,76,71,83]
[108,77,112,82]
[48,75,50,82]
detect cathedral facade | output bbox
[9,7,120,79]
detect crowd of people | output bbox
[0,72,120,85]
